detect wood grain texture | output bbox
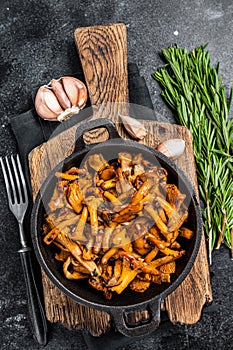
[28,23,212,336]
[29,117,212,336]
[74,23,129,105]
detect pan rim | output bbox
[31,138,203,311]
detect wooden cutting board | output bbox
[28,23,212,336]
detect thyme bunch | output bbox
[152,44,233,263]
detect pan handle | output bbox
[110,298,161,337]
[74,118,120,152]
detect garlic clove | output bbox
[50,79,71,110]
[35,76,88,122]
[156,139,186,160]
[41,86,63,114]
[35,100,58,121]
[77,84,88,109]
[35,86,63,120]
[62,76,87,108]
[120,115,148,140]
[61,76,79,106]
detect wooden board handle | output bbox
[74,23,129,105]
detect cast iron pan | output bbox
[31,118,202,337]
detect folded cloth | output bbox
[11,63,156,188]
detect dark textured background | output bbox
[0,1,233,349]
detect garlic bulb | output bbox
[156,139,185,160]
[35,76,88,122]
[120,115,148,140]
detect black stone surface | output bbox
[0,1,233,349]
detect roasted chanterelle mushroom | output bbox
[42,152,193,299]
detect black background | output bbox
[0,1,233,349]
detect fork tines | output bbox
[0,154,28,206]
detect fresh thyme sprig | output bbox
[152,44,233,263]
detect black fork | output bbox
[0,154,47,345]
